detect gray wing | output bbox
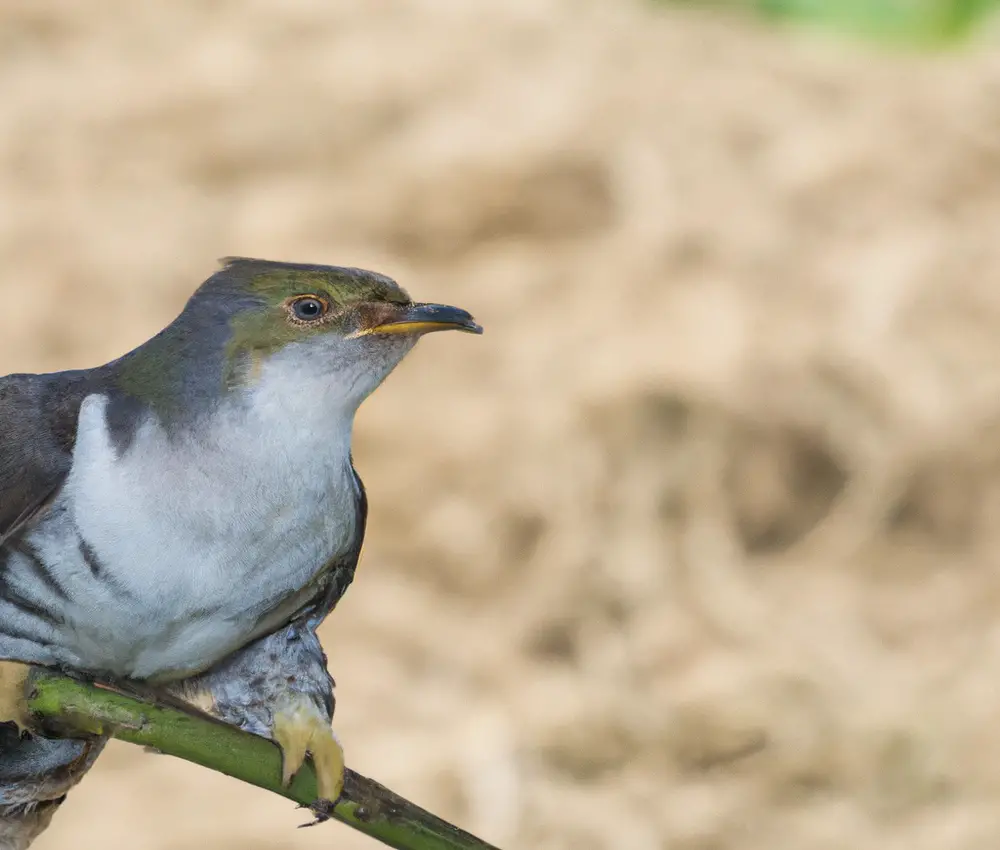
[0,372,99,671]
[0,372,90,546]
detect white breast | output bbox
[32,360,360,680]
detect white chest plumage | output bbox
[16,363,360,681]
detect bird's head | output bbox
[113,258,482,426]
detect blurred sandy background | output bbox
[3,1,1000,848]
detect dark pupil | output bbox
[295,299,322,319]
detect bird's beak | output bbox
[351,303,483,338]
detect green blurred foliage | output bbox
[661,0,1000,45]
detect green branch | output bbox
[25,669,501,850]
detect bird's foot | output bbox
[0,661,32,734]
[272,697,345,805]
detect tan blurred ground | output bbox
[2,1,1000,848]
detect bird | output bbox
[0,257,482,818]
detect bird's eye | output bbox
[290,296,328,322]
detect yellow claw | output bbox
[0,661,32,734]
[272,699,345,803]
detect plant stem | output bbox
[25,669,501,850]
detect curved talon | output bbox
[272,698,345,804]
[299,799,336,829]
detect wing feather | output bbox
[0,373,89,545]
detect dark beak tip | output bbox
[413,303,483,336]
